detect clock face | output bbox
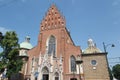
[91,60,97,66]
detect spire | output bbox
[40,4,66,31]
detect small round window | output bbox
[91,60,97,66]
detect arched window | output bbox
[48,36,56,56]
[70,56,76,72]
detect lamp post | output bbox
[103,42,115,80]
[76,55,83,80]
[103,42,115,53]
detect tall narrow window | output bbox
[48,36,56,56]
[31,58,34,73]
[70,56,76,72]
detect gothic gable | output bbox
[40,4,66,31]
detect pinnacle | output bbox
[40,4,65,31]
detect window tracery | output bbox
[70,55,76,72]
[48,36,56,57]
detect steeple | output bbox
[40,4,66,31]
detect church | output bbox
[19,5,110,80]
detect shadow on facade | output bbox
[10,73,24,80]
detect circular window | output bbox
[91,60,97,66]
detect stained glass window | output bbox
[70,56,76,72]
[48,36,56,56]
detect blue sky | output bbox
[0,0,120,66]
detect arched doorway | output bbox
[70,78,77,80]
[54,72,59,80]
[42,67,49,80]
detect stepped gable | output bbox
[40,4,66,31]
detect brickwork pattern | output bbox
[82,54,110,80]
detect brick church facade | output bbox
[19,5,110,80]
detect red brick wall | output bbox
[26,5,82,80]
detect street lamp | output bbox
[76,55,83,80]
[103,42,115,53]
[103,42,115,80]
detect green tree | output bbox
[0,31,23,79]
[112,64,120,80]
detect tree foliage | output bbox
[0,31,23,78]
[112,64,120,80]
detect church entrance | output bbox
[42,67,49,80]
[43,74,49,80]
[70,78,77,80]
[55,77,59,80]
[54,72,59,80]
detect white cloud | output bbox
[0,27,11,34]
